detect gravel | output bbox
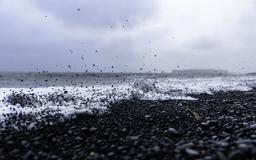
[1,91,256,160]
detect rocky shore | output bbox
[1,91,256,160]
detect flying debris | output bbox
[77,8,81,11]
[68,49,73,54]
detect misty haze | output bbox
[1,1,256,160]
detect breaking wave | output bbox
[0,76,256,130]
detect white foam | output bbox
[152,76,254,94]
[0,75,256,129]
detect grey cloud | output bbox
[0,0,256,73]
[0,0,159,72]
[30,0,157,29]
[187,37,221,51]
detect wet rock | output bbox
[250,124,256,129]
[167,128,178,135]
[201,121,209,127]
[89,127,97,132]
[128,136,140,141]
[217,152,228,160]
[107,152,115,157]
[75,136,83,141]
[152,145,160,153]
[144,115,151,118]
[185,148,200,156]
[228,150,244,160]
[177,142,194,150]
[50,155,59,159]
[6,140,14,145]
[21,140,30,148]
[23,151,33,160]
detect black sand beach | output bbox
[1,91,256,160]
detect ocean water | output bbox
[0,72,256,130]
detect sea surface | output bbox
[0,72,256,129]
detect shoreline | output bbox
[1,91,256,160]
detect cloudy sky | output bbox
[0,0,256,73]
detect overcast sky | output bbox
[1,0,256,73]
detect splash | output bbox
[0,75,255,130]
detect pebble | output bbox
[177,142,194,150]
[167,128,178,134]
[228,150,243,160]
[250,124,256,129]
[129,136,140,140]
[144,115,151,118]
[89,127,97,132]
[216,152,227,160]
[152,145,160,152]
[23,151,33,160]
[1,91,256,159]
[107,152,115,157]
[185,148,200,156]
[75,136,83,141]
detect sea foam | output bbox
[0,75,255,130]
